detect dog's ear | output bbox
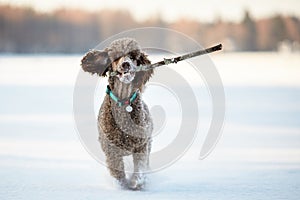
[81,50,110,76]
[134,52,153,91]
[137,51,151,66]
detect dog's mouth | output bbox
[115,57,137,84]
[117,70,135,84]
[117,71,135,84]
[119,70,135,77]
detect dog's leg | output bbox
[106,154,127,188]
[129,151,148,190]
[146,141,151,169]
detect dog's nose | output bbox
[121,62,130,72]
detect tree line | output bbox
[0,5,299,53]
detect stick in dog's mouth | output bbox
[118,71,135,77]
[117,71,136,83]
[115,57,137,83]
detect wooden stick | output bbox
[110,44,222,76]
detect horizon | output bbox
[1,0,300,23]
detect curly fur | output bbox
[81,38,154,189]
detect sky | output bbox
[1,0,300,22]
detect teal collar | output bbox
[106,85,138,107]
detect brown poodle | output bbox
[81,38,154,190]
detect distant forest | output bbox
[0,5,300,53]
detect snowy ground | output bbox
[0,52,300,199]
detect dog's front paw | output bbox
[118,178,129,189]
[128,173,146,190]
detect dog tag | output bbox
[126,105,133,112]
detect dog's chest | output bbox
[98,98,151,152]
[99,97,145,133]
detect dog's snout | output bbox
[121,62,130,71]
